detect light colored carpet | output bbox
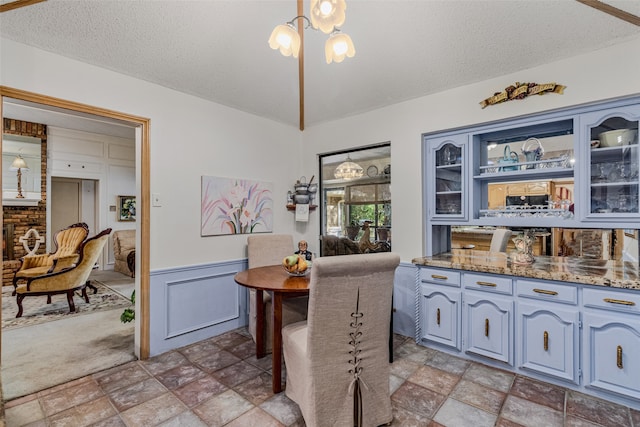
[1,270,136,401]
[2,281,132,330]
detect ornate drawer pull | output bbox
[533,288,558,296]
[543,331,549,351]
[604,298,636,306]
[477,281,497,287]
[431,274,448,280]
[485,318,489,337]
[617,345,623,369]
[436,308,441,325]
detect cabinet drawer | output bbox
[516,279,577,305]
[464,273,512,295]
[583,288,640,316]
[419,268,460,287]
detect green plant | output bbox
[120,290,135,323]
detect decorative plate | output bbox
[367,165,378,178]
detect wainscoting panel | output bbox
[149,259,248,356]
[393,261,418,338]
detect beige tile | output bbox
[500,395,563,427]
[390,402,432,426]
[433,398,498,427]
[211,360,262,387]
[408,365,460,395]
[211,331,251,349]
[192,350,241,373]
[193,389,253,427]
[48,396,116,427]
[259,393,304,426]
[173,375,228,408]
[225,407,285,427]
[391,381,446,418]
[424,351,470,376]
[234,372,276,405]
[155,364,206,390]
[389,374,405,395]
[509,375,565,411]
[119,393,187,427]
[179,339,223,362]
[92,362,150,394]
[107,377,167,412]
[390,358,422,379]
[450,379,506,414]
[39,379,104,417]
[4,399,45,426]
[156,410,208,427]
[566,390,633,427]
[463,363,515,393]
[140,350,191,376]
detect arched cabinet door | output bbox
[424,133,468,222]
[582,104,640,222]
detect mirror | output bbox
[319,143,391,256]
[2,133,42,204]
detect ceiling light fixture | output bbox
[268,0,355,64]
[334,156,363,180]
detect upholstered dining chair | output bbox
[490,228,512,252]
[12,222,90,295]
[247,234,308,352]
[15,228,112,318]
[282,252,400,427]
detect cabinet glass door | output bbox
[588,113,639,216]
[434,142,464,216]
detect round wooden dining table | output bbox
[234,265,309,393]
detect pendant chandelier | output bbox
[334,156,363,180]
[268,0,355,64]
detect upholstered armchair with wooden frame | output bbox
[282,252,400,427]
[12,222,90,295]
[247,234,308,353]
[15,228,112,318]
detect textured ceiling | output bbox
[1,0,640,131]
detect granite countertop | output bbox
[412,250,640,290]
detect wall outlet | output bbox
[152,193,162,207]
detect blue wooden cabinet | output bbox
[417,268,461,350]
[463,291,513,364]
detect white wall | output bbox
[1,37,302,270]
[301,35,640,262]
[3,35,640,269]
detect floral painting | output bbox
[201,176,273,236]
[118,196,136,222]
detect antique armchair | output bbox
[247,234,308,352]
[12,222,90,295]
[113,229,135,277]
[15,228,112,318]
[282,252,400,427]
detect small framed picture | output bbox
[118,196,136,222]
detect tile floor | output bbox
[4,328,640,427]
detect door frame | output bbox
[0,86,151,359]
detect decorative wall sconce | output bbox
[10,155,29,199]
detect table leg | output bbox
[255,289,266,359]
[272,291,283,393]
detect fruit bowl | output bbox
[283,264,310,276]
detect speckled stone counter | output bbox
[412,250,640,290]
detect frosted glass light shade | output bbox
[268,23,301,58]
[325,32,355,64]
[310,0,346,34]
[334,157,363,179]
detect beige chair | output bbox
[247,234,308,352]
[12,222,90,295]
[15,228,112,318]
[282,252,400,427]
[113,229,135,277]
[490,228,512,252]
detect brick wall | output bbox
[2,118,47,287]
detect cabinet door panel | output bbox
[420,285,461,350]
[464,293,513,364]
[583,313,640,399]
[518,303,579,383]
